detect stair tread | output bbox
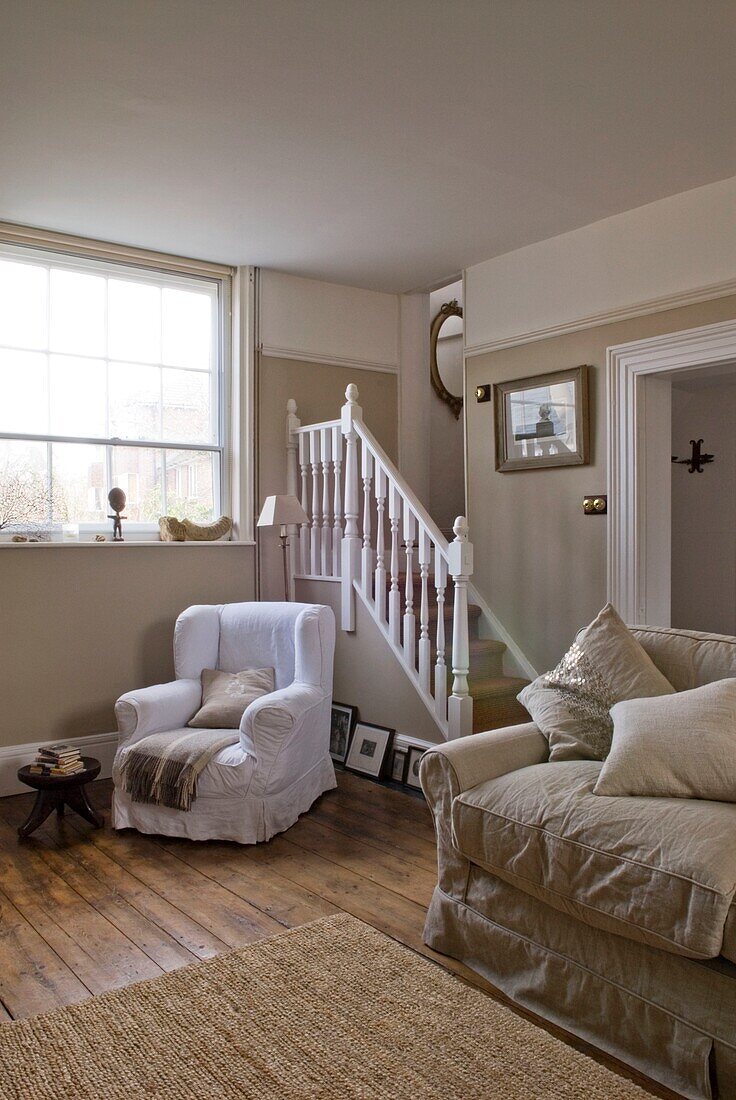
[469,675,529,699]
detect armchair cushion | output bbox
[452,760,736,960]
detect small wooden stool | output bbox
[16,757,104,839]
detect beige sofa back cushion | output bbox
[631,626,736,692]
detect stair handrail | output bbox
[286,384,473,740]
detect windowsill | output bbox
[0,539,256,548]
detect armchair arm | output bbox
[115,679,201,751]
[239,682,325,797]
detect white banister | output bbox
[418,527,431,693]
[361,438,373,596]
[332,424,342,577]
[298,431,310,575]
[309,430,320,576]
[285,398,300,599]
[402,508,416,663]
[320,427,332,576]
[388,482,402,646]
[447,516,474,739]
[374,464,387,623]
[340,384,362,631]
[283,385,473,740]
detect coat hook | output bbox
[671,438,714,473]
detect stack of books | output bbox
[29,743,85,777]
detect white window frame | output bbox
[0,223,251,544]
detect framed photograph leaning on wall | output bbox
[494,365,590,472]
[329,703,357,764]
[345,722,394,778]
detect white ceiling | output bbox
[2,1,736,293]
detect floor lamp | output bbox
[257,494,309,600]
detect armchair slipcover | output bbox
[112,601,336,843]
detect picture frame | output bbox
[405,746,426,790]
[329,702,357,764]
[493,365,590,472]
[345,721,394,778]
[389,747,408,784]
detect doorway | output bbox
[607,318,736,627]
[670,364,736,634]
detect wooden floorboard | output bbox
[0,774,677,1098]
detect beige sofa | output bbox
[421,626,736,1100]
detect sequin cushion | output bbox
[518,604,675,761]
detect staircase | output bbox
[285,385,531,740]
[392,572,529,733]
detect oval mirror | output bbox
[430,299,464,419]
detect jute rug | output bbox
[0,913,650,1099]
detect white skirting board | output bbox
[0,731,117,797]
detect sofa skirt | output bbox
[425,868,736,1100]
[112,756,336,844]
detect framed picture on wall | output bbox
[494,365,590,472]
[329,703,357,763]
[345,721,394,778]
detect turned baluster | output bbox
[320,427,332,576]
[298,432,310,576]
[388,484,402,646]
[418,527,431,692]
[340,384,362,631]
[403,509,416,663]
[332,425,342,577]
[374,465,387,623]
[434,553,448,722]
[285,398,300,597]
[448,516,474,739]
[310,430,320,576]
[361,439,374,597]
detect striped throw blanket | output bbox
[120,728,239,811]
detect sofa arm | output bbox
[420,722,548,897]
[115,679,201,751]
[239,682,325,797]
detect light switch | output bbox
[583,496,607,515]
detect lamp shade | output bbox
[257,494,309,528]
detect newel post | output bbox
[285,398,300,600]
[341,384,362,631]
[447,516,473,739]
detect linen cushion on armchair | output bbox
[112,601,336,844]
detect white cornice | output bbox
[464,276,736,358]
[260,345,398,374]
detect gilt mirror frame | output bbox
[430,299,464,420]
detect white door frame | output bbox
[608,318,736,625]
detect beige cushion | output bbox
[594,679,736,801]
[188,668,274,729]
[452,760,736,959]
[518,604,675,760]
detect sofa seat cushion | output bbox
[452,761,736,960]
[114,737,256,799]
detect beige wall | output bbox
[0,546,255,749]
[257,356,399,600]
[466,293,736,673]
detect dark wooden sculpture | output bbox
[108,487,127,541]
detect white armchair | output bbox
[112,601,336,843]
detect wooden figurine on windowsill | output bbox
[108,488,127,542]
